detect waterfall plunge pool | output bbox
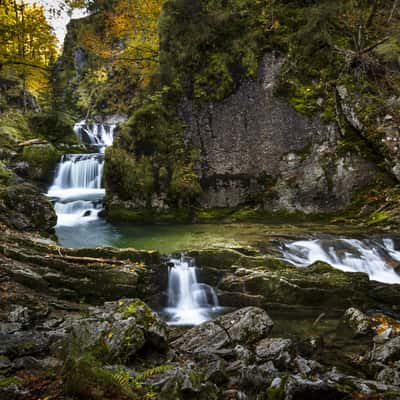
[55,220,400,286]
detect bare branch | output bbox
[388,0,399,23]
[1,60,49,72]
[361,35,391,55]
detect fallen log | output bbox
[18,138,49,147]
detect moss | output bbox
[104,147,155,204]
[28,111,77,145]
[121,299,154,327]
[366,211,390,226]
[373,37,400,71]
[0,162,16,187]
[0,377,23,388]
[104,92,201,209]
[106,207,193,224]
[63,351,135,400]
[0,112,34,150]
[266,376,287,400]
[20,145,60,183]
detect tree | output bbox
[0,0,58,109]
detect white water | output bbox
[281,238,400,284]
[74,121,115,152]
[47,122,115,227]
[165,256,220,325]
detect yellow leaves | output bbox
[0,0,58,97]
[107,331,113,339]
[78,0,164,90]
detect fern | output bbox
[135,364,173,380]
[113,369,131,387]
[112,364,173,394]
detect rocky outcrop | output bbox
[171,307,274,354]
[179,53,379,213]
[0,229,163,303]
[190,247,400,316]
[336,84,400,181]
[0,184,56,236]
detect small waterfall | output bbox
[74,121,115,151]
[47,122,115,227]
[51,154,104,190]
[281,238,400,284]
[165,256,219,325]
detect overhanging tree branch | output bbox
[1,60,49,72]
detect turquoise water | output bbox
[56,219,265,252]
[55,218,379,253]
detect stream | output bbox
[47,120,400,325]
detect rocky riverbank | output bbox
[1,223,400,399]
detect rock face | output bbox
[336,84,400,181]
[0,184,56,236]
[179,53,378,212]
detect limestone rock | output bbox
[343,307,373,336]
[172,307,273,354]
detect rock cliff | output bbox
[179,54,378,213]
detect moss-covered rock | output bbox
[0,183,56,236]
[27,112,77,145]
[64,299,168,363]
[19,144,59,183]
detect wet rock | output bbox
[0,377,28,400]
[371,313,400,338]
[233,345,254,364]
[294,356,323,377]
[172,307,273,354]
[255,338,293,368]
[370,336,400,363]
[0,184,56,236]
[376,363,400,386]
[159,366,219,400]
[343,307,372,336]
[0,355,11,371]
[63,299,168,362]
[204,358,227,384]
[12,355,61,372]
[0,331,51,358]
[373,328,393,344]
[284,375,349,400]
[297,335,323,357]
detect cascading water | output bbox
[281,237,400,284]
[47,121,115,227]
[164,256,220,325]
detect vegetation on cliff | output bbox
[53,0,399,221]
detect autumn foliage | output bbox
[0,0,58,104]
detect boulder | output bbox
[255,338,293,368]
[370,336,400,363]
[172,307,273,354]
[63,299,168,362]
[343,307,372,336]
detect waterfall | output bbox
[165,256,220,325]
[281,238,400,284]
[47,122,115,227]
[74,121,115,152]
[51,154,104,190]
